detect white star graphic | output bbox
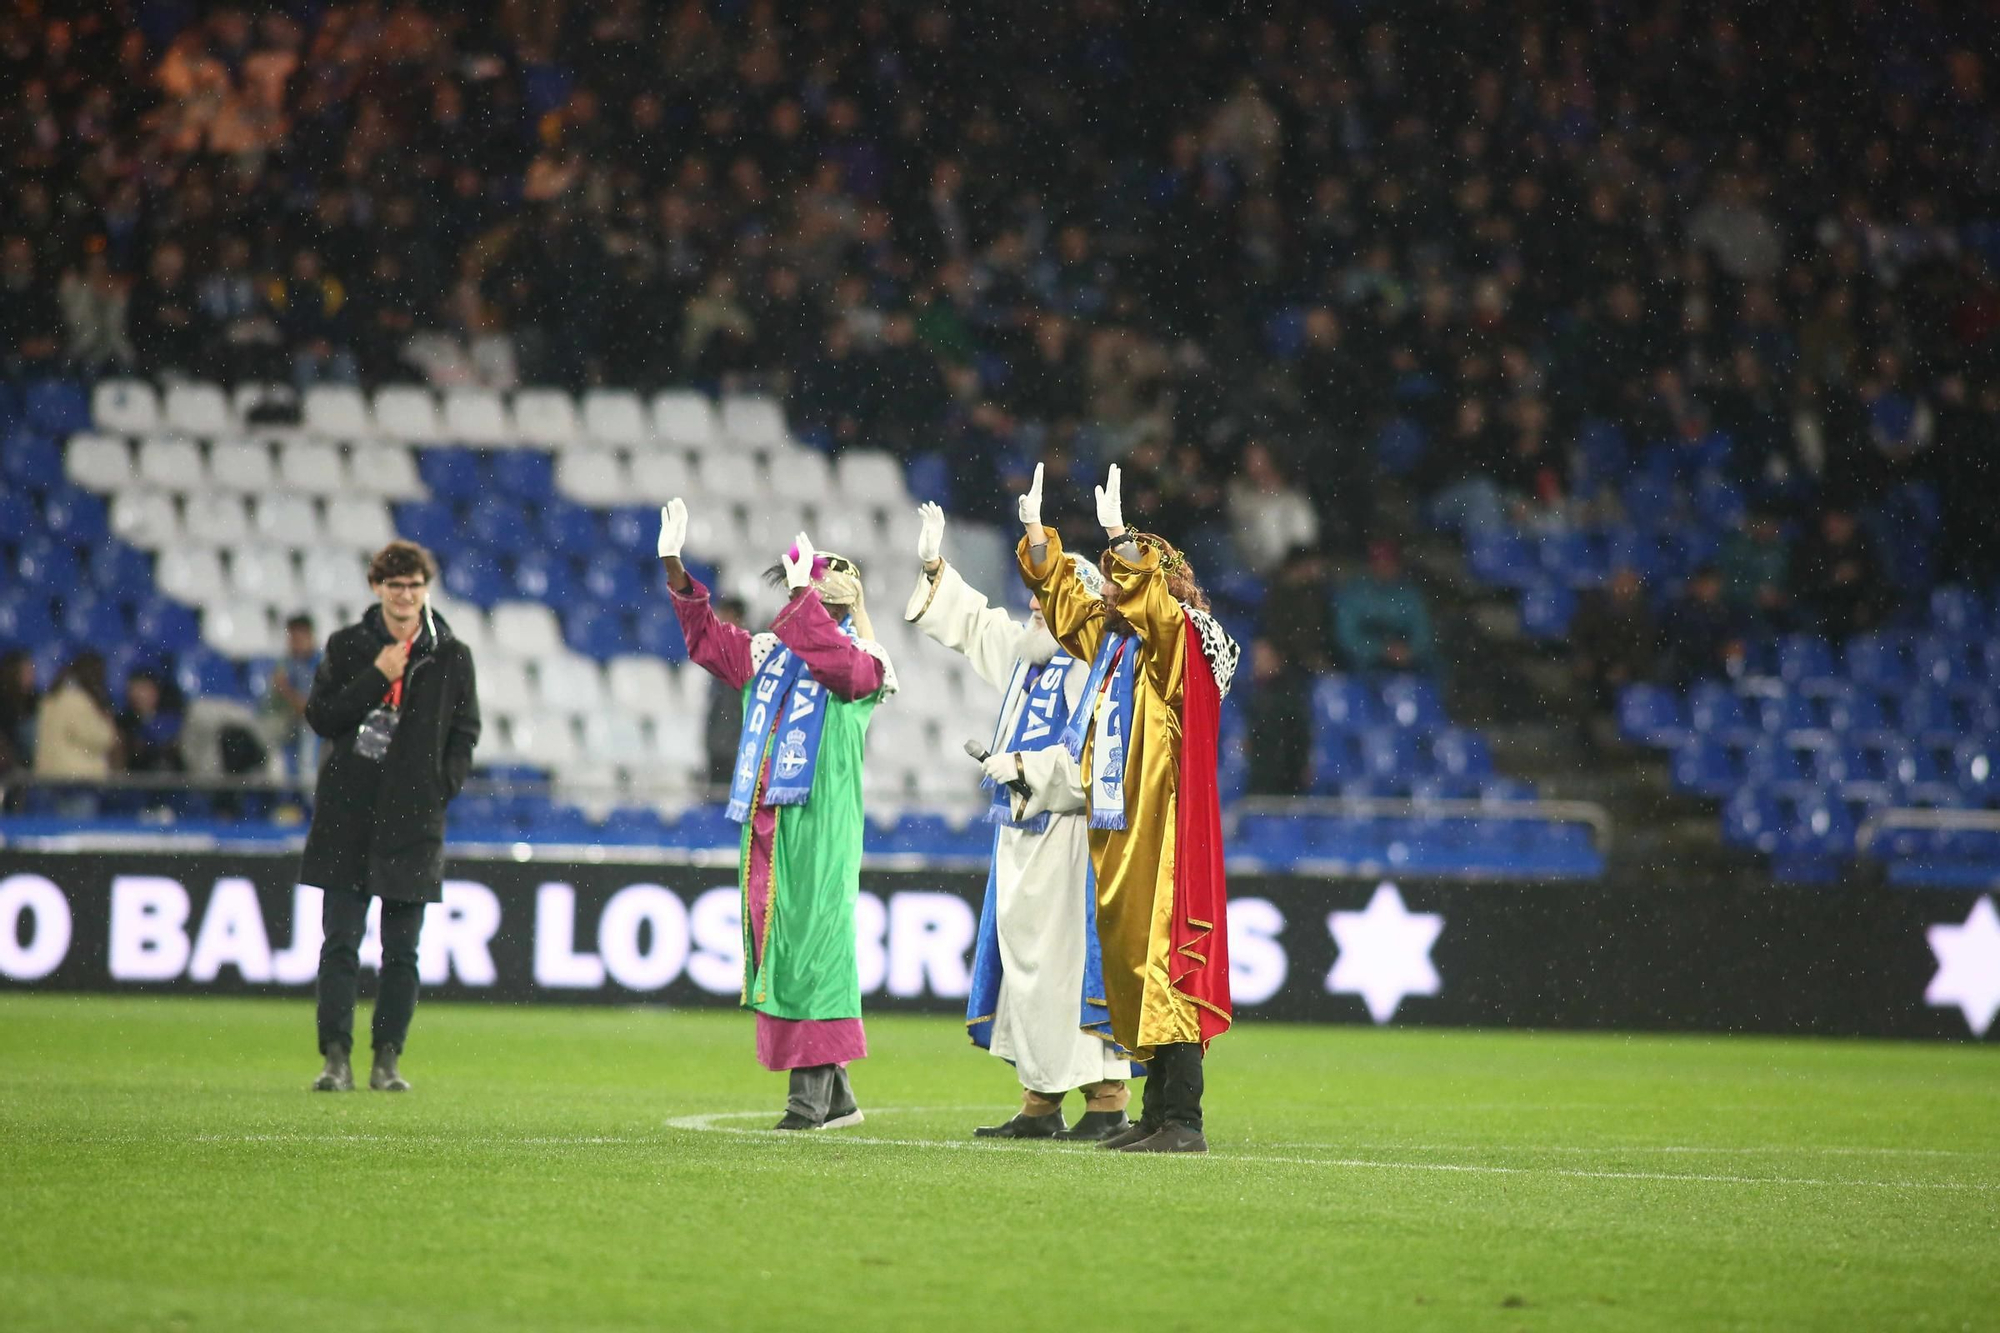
[1326,882,1443,1024]
[1926,895,2000,1038]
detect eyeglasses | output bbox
[379,580,428,592]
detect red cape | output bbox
[1169,616,1233,1046]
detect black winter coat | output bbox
[299,605,480,903]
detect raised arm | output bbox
[771,587,885,701]
[660,499,756,690]
[906,502,1033,692]
[1095,464,1188,702]
[1014,465,1107,662]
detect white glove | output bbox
[1095,463,1124,533]
[657,498,688,559]
[916,501,945,565]
[1017,462,1044,528]
[980,752,1019,785]
[782,531,816,590]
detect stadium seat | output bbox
[252,494,325,548]
[175,647,246,699]
[1380,675,1446,731]
[303,385,373,438]
[42,487,108,545]
[208,439,277,493]
[1671,737,1741,796]
[137,436,205,491]
[492,450,555,502]
[163,381,233,436]
[416,446,482,502]
[1688,680,1753,736]
[477,659,534,715]
[1432,729,1493,777]
[1914,634,1980,689]
[60,595,130,646]
[625,449,694,504]
[698,449,764,500]
[579,711,653,769]
[204,604,280,658]
[229,547,302,606]
[88,543,153,600]
[490,602,564,658]
[65,433,135,491]
[181,493,253,546]
[582,389,649,446]
[109,491,180,548]
[393,500,458,553]
[1466,529,1534,587]
[1311,675,1379,730]
[0,594,58,646]
[1722,789,1784,851]
[347,442,425,499]
[1844,632,1914,689]
[652,390,720,449]
[835,450,907,506]
[277,440,347,494]
[1930,586,1985,636]
[511,551,577,602]
[16,539,81,595]
[607,655,678,718]
[508,715,581,769]
[324,497,396,551]
[374,386,441,440]
[719,394,789,448]
[132,599,201,652]
[766,447,835,503]
[1775,634,1838,688]
[556,448,630,507]
[1519,583,1575,639]
[445,389,512,446]
[1823,685,1889,734]
[442,553,508,606]
[92,379,160,435]
[300,547,361,602]
[564,605,634,661]
[533,653,608,714]
[1618,684,1689,747]
[512,389,580,448]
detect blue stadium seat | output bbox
[1671,737,1742,796]
[564,606,632,661]
[0,490,36,539]
[1618,684,1690,746]
[1823,685,1889,734]
[582,552,644,606]
[1845,631,1914,689]
[1743,738,1807,786]
[1687,681,1753,736]
[88,542,153,601]
[1754,690,1821,736]
[1308,730,1363,792]
[1603,526,1665,581]
[41,486,108,545]
[16,539,82,594]
[1466,529,1534,587]
[510,551,577,601]
[1431,728,1492,777]
[1379,675,1446,731]
[132,599,202,652]
[601,807,671,843]
[631,604,690,663]
[1,430,63,491]
[1693,473,1745,528]
[602,506,654,554]
[1519,582,1576,638]
[1480,776,1538,803]
[1236,815,1308,867]
[1359,727,1423,782]
[394,500,459,552]
[24,380,90,434]
[527,805,600,842]
[1538,529,1606,588]
[467,496,531,549]
[1776,634,1838,687]
[1722,789,1784,852]
[176,648,245,699]
[1930,586,1985,636]
[417,447,483,502]
[1374,417,1427,476]
[540,500,602,555]
[1311,675,1379,730]
[1914,634,1980,688]
[1951,738,2000,799]
[0,595,57,646]
[442,552,508,606]
[492,450,555,501]
[61,596,132,647]
[1900,688,1969,742]
[1620,474,1678,532]
[905,453,950,508]
[1787,794,1857,855]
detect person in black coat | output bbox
[302,540,479,1093]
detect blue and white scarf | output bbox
[1061,633,1137,831]
[981,651,1075,835]
[724,621,851,823]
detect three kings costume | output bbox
[904,558,1133,1110]
[673,573,895,1121]
[1019,531,1239,1135]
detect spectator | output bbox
[703,595,748,792]
[260,614,321,778]
[33,652,120,783]
[0,234,63,375]
[127,242,205,377]
[1261,546,1336,675]
[1719,510,1794,625]
[1227,440,1320,576]
[0,649,38,777]
[1335,541,1436,675]
[58,246,133,374]
[116,672,184,774]
[198,234,287,385]
[1789,506,1890,640]
[1245,639,1311,797]
[1659,566,1746,686]
[1571,566,1660,728]
[268,248,355,388]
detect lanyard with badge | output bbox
[355,605,428,761]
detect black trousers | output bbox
[316,886,424,1056]
[1138,1042,1206,1131]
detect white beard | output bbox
[1021,623,1063,665]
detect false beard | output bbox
[1021,623,1063,665]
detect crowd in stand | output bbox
[4,2,2000,800]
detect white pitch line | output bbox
[661,1109,2000,1192]
[1266,1142,1999,1159]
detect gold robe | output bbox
[1019,530,1204,1061]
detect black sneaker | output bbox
[821,1107,865,1129]
[1116,1123,1208,1154]
[1054,1110,1130,1142]
[312,1046,353,1092]
[973,1112,1066,1139]
[773,1111,820,1131]
[1096,1119,1160,1150]
[369,1047,410,1092]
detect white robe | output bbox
[906,563,1130,1093]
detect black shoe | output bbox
[821,1107,864,1129]
[1117,1123,1208,1154]
[1096,1119,1160,1150]
[312,1045,353,1092]
[773,1111,820,1131]
[369,1046,410,1092]
[973,1112,1066,1139]
[1054,1110,1130,1142]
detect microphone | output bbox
[964,739,1033,800]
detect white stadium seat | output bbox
[92,379,160,435]
[652,390,719,450]
[163,381,233,436]
[698,449,764,500]
[253,494,325,548]
[431,599,489,659]
[304,385,372,438]
[836,449,908,505]
[110,491,180,547]
[444,388,511,446]
[347,442,424,499]
[555,448,631,507]
[489,602,563,659]
[509,715,579,769]
[374,386,441,440]
[533,653,607,714]
[719,394,790,448]
[65,433,135,491]
[229,547,301,605]
[203,605,280,658]
[742,501,809,557]
[512,388,580,447]
[156,547,225,604]
[478,659,534,715]
[301,547,363,602]
[208,439,277,493]
[580,711,654,769]
[766,446,834,504]
[582,389,649,446]
[277,439,347,494]
[606,656,676,718]
[810,507,881,561]
[647,710,704,779]
[323,496,396,551]
[625,450,693,504]
[231,382,293,426]
[137,436,205,491]
[181,493,252,545]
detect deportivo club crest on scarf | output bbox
[775,727,810,780]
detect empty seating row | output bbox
[68,433,423,499]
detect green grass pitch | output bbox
[1,996,1996,1332]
